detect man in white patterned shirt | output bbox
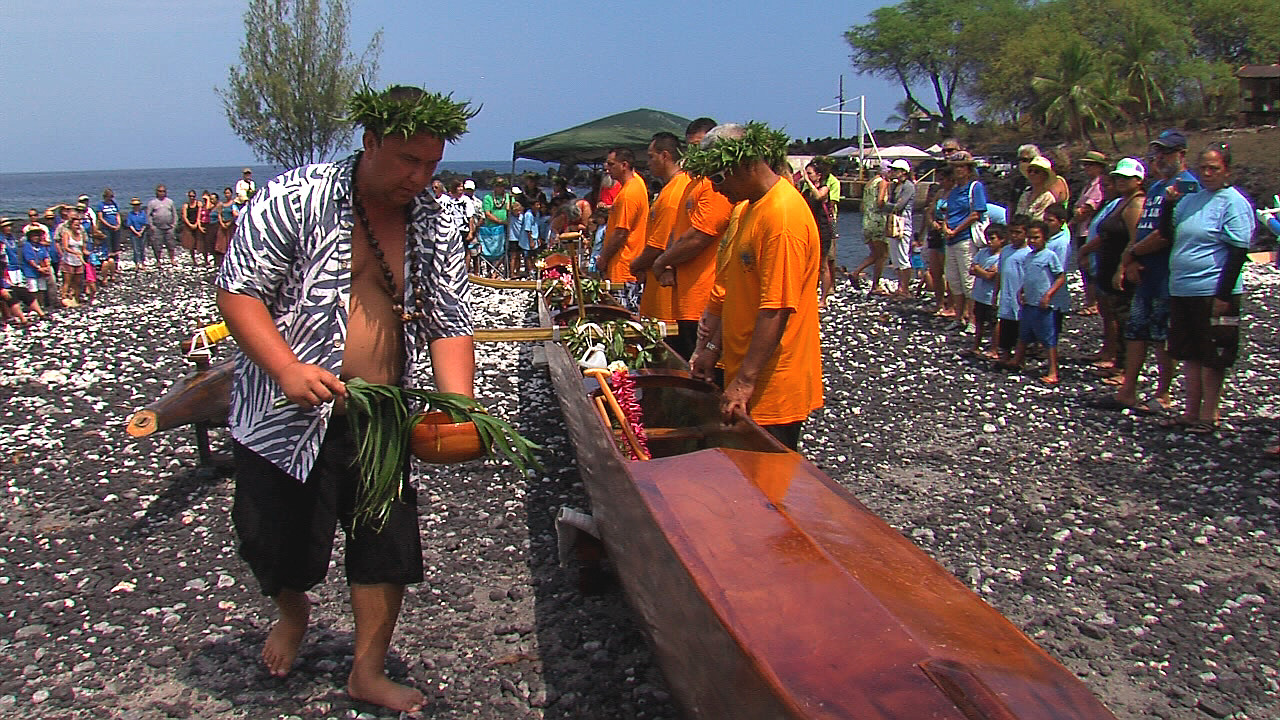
[215,85,477,714]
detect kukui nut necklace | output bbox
[351,157,427,338]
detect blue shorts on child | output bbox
[1019,305,1058,347]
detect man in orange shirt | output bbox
[687,123,823,450]
[597,147,648,310]
[653,117,733,358]
[630,132,690,329]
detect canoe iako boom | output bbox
[126,360,233,439]
[540,300,1117,720]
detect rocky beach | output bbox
[0,259,1276,719]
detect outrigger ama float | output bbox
[531,255,1118,719]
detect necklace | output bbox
[350,159,426,328]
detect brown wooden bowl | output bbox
[543,252,574,268]
[409,411,487,463]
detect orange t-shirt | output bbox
[638,171,690,322]
[708,179,823,425]
[671,177,733,321]
[603,173,649,284]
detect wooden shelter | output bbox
[1237,63,1280,126]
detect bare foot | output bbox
[348,673,425,713]
[263,590,310,677]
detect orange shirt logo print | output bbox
[739,247,756,272]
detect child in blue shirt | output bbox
[505,199,537,277]
[1010,220,1067,384]
[1044,204,1073,332]
[995,215,1032,364]
[968,223,1004,358]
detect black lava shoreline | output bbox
[0,259,1276,719]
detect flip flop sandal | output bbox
[1185,421,1218,435]
[1101,375,1125,386]
[1158,416,1194,429]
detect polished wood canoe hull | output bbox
[540,300,1117,719]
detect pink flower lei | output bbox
[609,370,648,460]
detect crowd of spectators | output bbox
[0,169,258,328]
[854,130,1261,440]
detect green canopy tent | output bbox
[512,108,693,167]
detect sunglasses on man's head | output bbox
[709,170,727,185]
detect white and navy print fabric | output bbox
[216,153,472,482]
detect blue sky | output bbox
[0,1,902,173]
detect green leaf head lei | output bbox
[682,121,791,179]
[346,84,480,143]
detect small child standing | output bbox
[1044,204,1073,337]
[995,215,1032,365]
[505,200,536,278]
[1010,220,1067,384]
[969,223,1004,357]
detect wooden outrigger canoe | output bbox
[539,298,1118,720]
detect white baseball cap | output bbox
[463,179,476,190]
[1110,157,1146,179]
[890,159,911,172]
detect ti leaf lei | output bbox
[682,121,790,178]
[345,84,480,142]
[562,319,665,369]
[343,378,541,530]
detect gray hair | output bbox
[1017,144,1042,159]
[700,123,746,149]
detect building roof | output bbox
[1237,64,1280,79]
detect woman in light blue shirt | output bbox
[1164,144,1255,434]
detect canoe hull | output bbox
[540,301,1117,719]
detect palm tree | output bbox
[1031,41,1119,147]
[1109,19,1170,137]
[1093,61,1138,151]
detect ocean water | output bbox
[0,160,553,219]
[1,161,869,270]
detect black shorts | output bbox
[763,421,803,451]
[669,319,699,361]
[1167,295,1241,370]
[997,318,1020,352]
[973,301,994,332]
[231,416,423,596]
[3,286,35,307]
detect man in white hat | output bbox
[886,159,916,297]
[235,168,257,200]
[459,179,481,250]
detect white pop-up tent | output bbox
[831,143,932,160]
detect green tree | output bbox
[1186,0,1280,66]
[218,0,382,168]
[846,0,1014,133]
[1031,40,1119,146]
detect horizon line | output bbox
[1,159,551,177]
